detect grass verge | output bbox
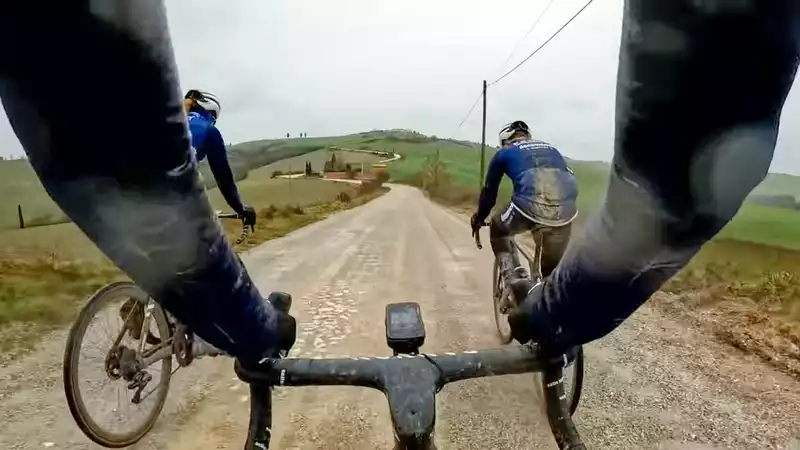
[0,185,389,362]
[658,244,800,378]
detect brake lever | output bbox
[472,221,488,250]
[236,222,250,244]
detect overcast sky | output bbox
[1,0,799,173]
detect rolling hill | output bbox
[4,128,800,249]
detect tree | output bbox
[345,163,356,179]
[375,168,390,184]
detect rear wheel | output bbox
[63,281,173,447]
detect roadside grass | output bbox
[659,239,800,377]
[0,258,122,359]
[0,177,361,264]
[0,182,389,361]
[206,176,359,214]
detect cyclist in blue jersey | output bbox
[0,1,797,369]
[471,120,578,281]
[184,89,256,227]
[118,89,257,343]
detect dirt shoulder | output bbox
[654,289,800,379]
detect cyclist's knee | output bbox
[488,214,505,235]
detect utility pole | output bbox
[479,79,487,188]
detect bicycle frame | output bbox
[512,231,544,282]
[134,299,224,367]
[472,221,547,282]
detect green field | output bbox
[5,129,800,250]
[258,148,384,174]
[375,133,800,250]
[0,136,368,230]
[0,174,359,263]
[0,160,69,229]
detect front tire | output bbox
[492,258,514,344]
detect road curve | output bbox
[1,185,798,449]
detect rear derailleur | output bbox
[105,346,152,404]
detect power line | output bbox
[489,0,596,87]
[447,90,483,138]
[491,0,556,78]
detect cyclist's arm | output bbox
[475,151,506,223]
[527,0,799,355]
[0,2,277,363]
[204,127,246,215]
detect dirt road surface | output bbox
[1,185,799,450]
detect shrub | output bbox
[336,191,352,203]
[260,204,278,219]
[374,168,390,184]
[345,164,356,179]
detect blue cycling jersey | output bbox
[187,110,245,215]
[476,139,578,226]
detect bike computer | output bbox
[385,302,426,355]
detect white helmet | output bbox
[498,120,530,146]
[185,89,221,121]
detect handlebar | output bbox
[235,345,586,449]
[216,212,253,244]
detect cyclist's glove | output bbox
[470,213,481,236]
[508,280,578,364]
[241,204,257,231]
[266,291,297,358]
